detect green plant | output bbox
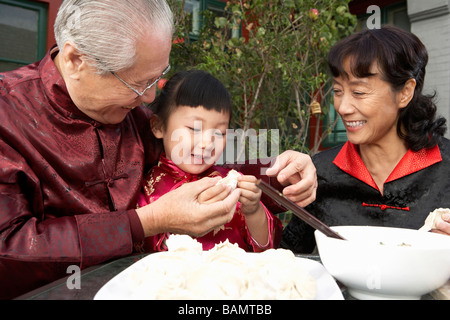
[168,0,356,157]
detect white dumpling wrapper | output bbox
[216,169,240,190]
[419,208,448,232]
[166,234,203,252]
[127,235,317,299]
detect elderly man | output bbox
[0,0,317,299]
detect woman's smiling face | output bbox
[332,58,408,146]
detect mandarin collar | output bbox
[333,141,442,191]
[158,153,220,182]
[158,153,199,182]
[38,46,103,123]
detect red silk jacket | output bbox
[0,49,161,299]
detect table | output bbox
[16,254,148,300]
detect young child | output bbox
[137,70,282,252]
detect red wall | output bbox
[35,0,63,50]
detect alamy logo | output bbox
[366,5,381,29]
[66,265,81,290]
[169,121,280,175]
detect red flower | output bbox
[173,37,184,44]
[309,8,319,20]
[157,78,168,90]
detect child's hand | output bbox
[237,175,263,215]
[198,178,232,204]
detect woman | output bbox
[282,25,450,253]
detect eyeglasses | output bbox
[111,64,171,97]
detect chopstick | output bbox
[256,179,346,240]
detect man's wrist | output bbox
[136,204,163,238]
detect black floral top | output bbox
[281,138,450,253]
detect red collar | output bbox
[158,153,225,181]
[333,141,442,191]
[40,47,77,110]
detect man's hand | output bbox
[136,177,240,238]
[198,179,232,204]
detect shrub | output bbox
[168,0,356,157]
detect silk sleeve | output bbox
[0,140,136,299]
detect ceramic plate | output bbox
[94,253,343,300]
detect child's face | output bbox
[153,105,230,174]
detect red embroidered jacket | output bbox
[136,155,282,252]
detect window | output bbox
[184,0,201,35]
[183,0,229,38]
[356,2,410,31]
[386,4,410,31]
[324,99,347,147]
[203,0,227,17]
[0,0,48,72]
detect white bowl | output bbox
[314,226,450,300]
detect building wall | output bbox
[35,0,63,50]
[408,0,450,136]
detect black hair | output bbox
[150,70,232,128]
[328,25,446,151]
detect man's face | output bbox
[70,32,172,125]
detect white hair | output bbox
[54,0,174,74]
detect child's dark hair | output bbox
[150,70,232,127]
[328,25,446,151]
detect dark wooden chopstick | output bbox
[257,179,345,240]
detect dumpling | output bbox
[166,234,203,252]
[216,169,240,190]
[419,208,449,232]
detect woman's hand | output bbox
[265,150,317,207]
[136,177,240,238]
[432,213,450,236]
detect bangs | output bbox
[328,30,382,80]
[151,70,232,128]
[175,71,232,115]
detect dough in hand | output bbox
[216,169,240,190]
[419,208,448,232]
